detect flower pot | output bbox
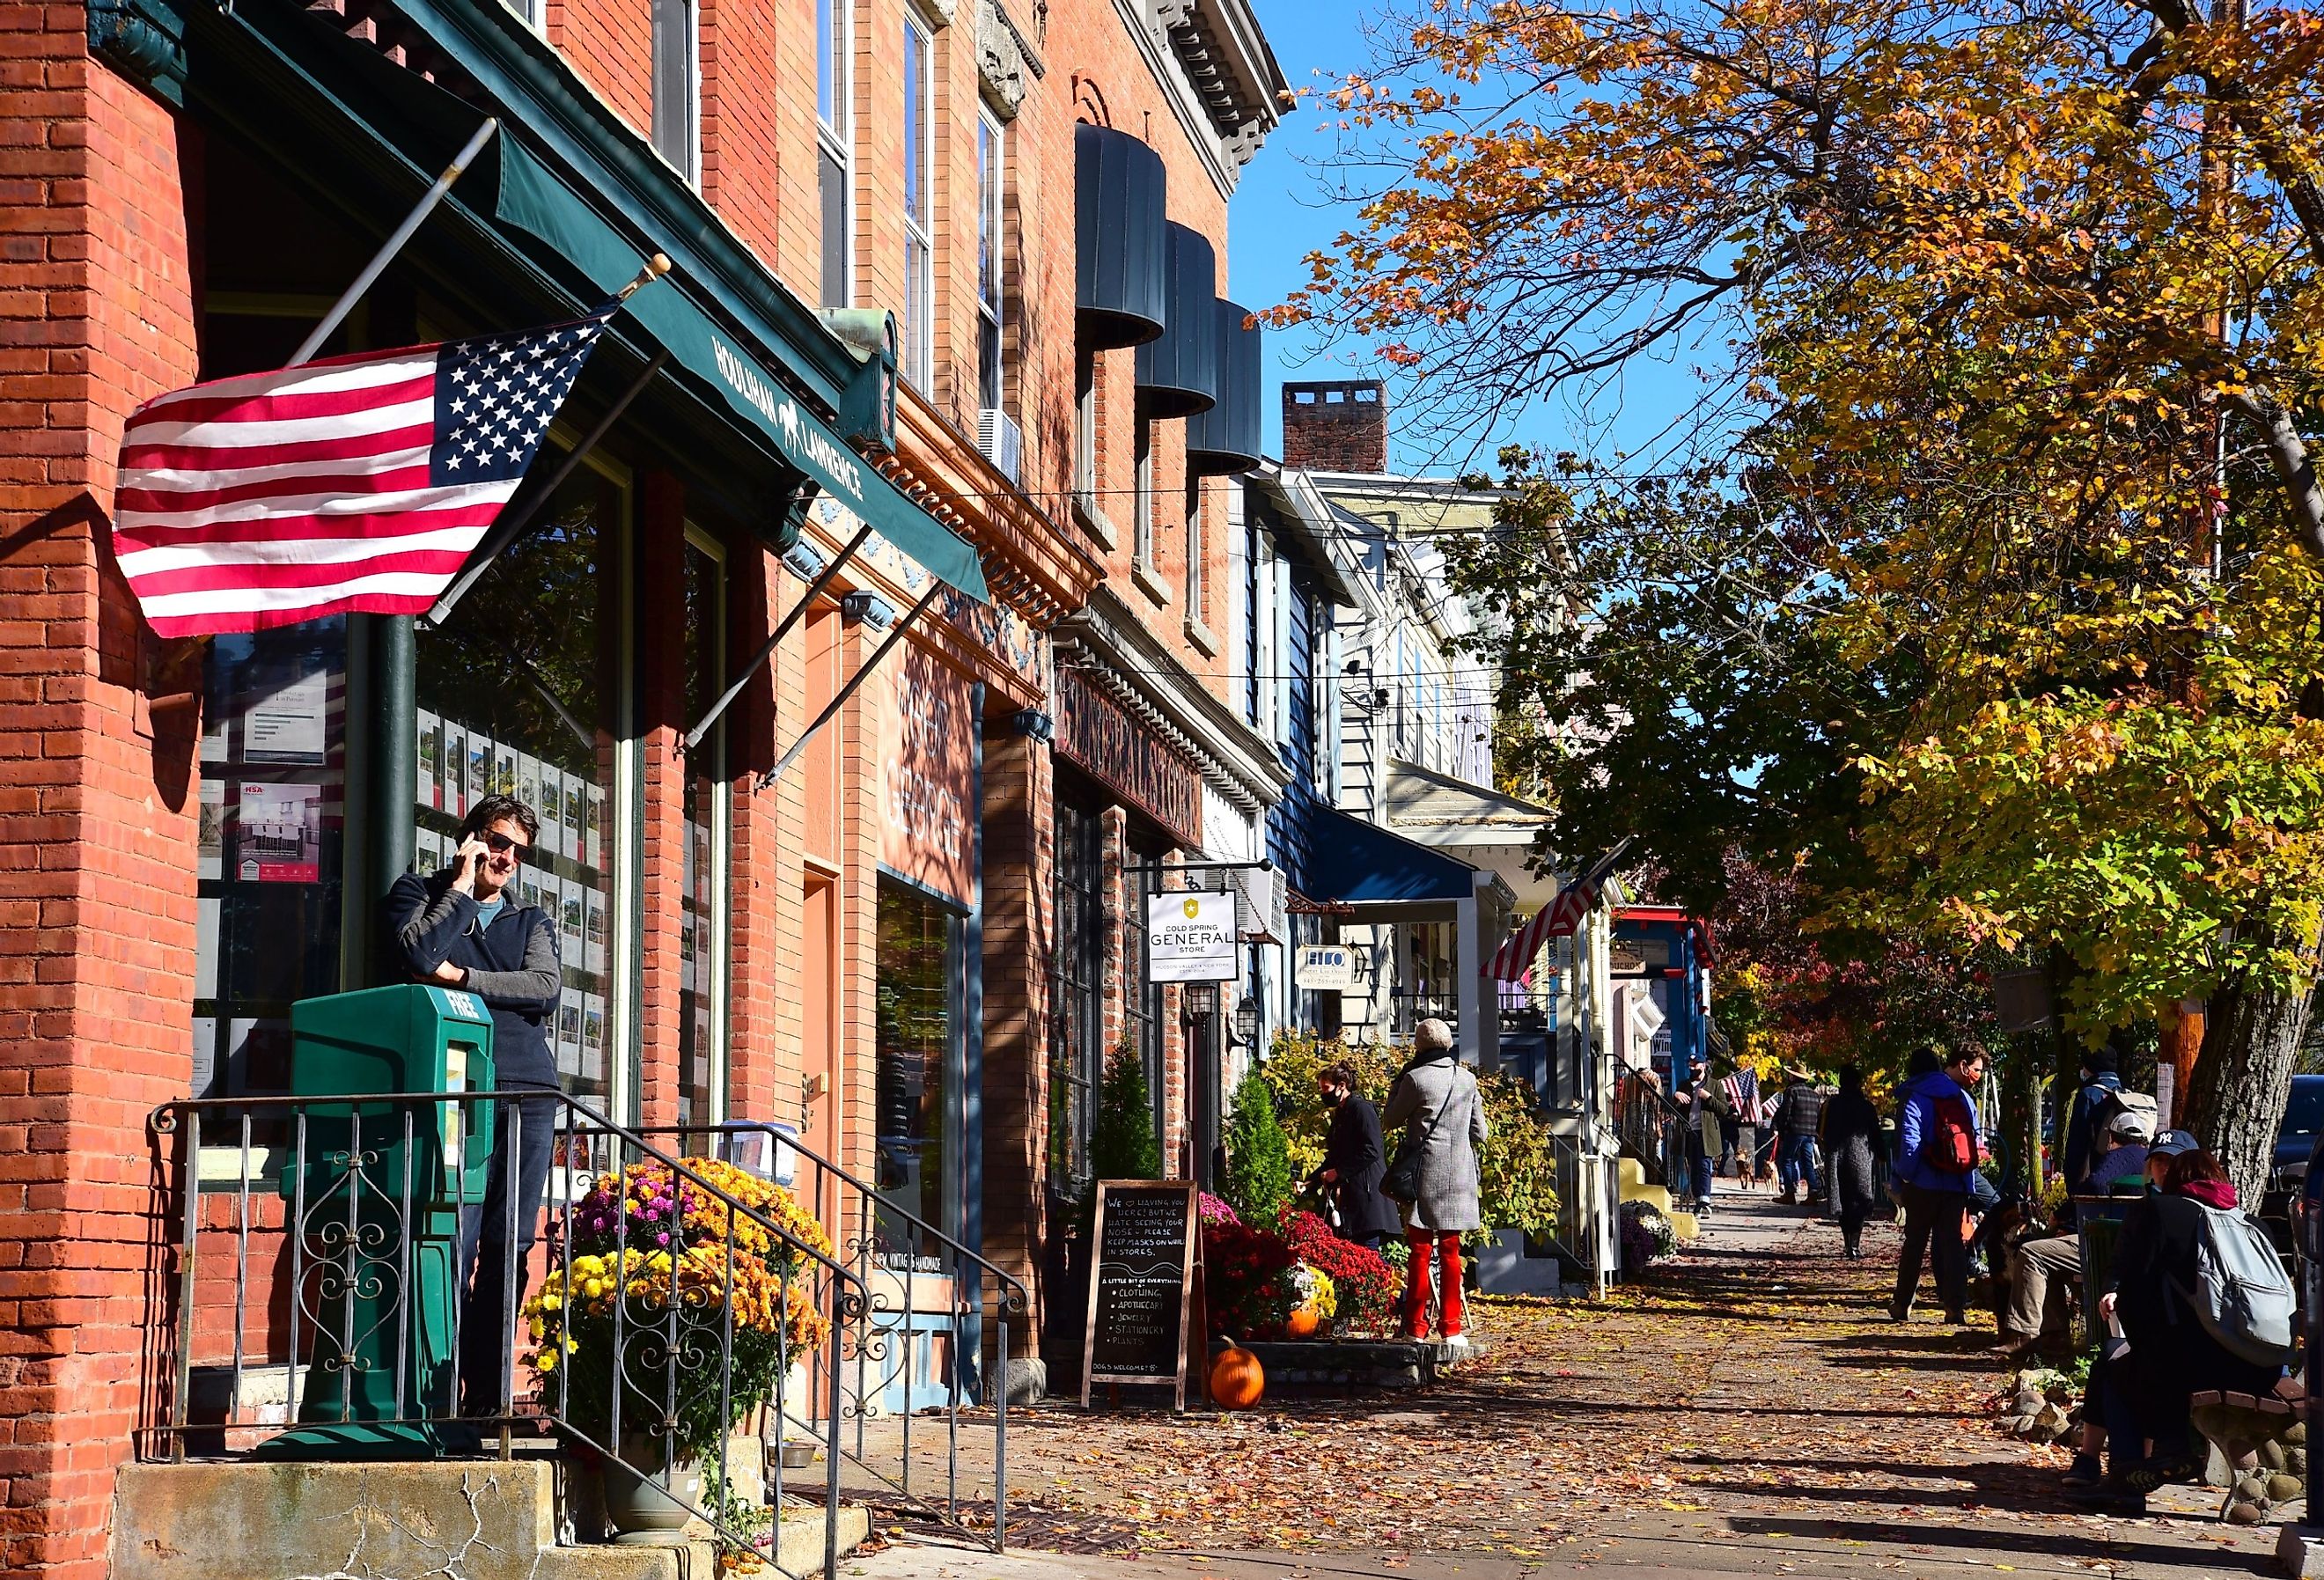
[599,1436,702,1544]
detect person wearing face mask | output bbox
[1309,1063,1401,1252]
[385,793,562,1415]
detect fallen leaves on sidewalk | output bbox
[985,1203,2282,1570]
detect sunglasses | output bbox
[482,831,530,858]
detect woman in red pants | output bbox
[1380,1018,1489,1349]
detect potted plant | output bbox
[524,1157,835,1543]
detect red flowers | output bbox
[1201,1209,1399,1339]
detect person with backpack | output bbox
[2060,1049,2123,1194]
[2093,1135,2293,1497]
[1890,1045,1987,1324]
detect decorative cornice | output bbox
[886,385,1105,630]
[1055,587,1289,812]
[976,0,1045,118]
[1109,0,1284,197]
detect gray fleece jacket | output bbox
[386,870,562,1090]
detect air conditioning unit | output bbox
[976,408,1023,486]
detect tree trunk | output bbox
[2188,964,2313,1203]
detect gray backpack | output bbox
[2178,1203,2298,1367]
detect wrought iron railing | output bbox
[650,1121,1027,1551]
[1389,991,1460,1037]
[143,1091,945,1579]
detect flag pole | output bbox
[287,116,500,370]
[421,348,669,628]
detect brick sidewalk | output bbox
[859,1191,2286,1578]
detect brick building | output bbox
[0,0,1280,1569]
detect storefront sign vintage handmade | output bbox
[1083,1180,1201,1409]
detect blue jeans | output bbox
[1779,1135,1822,1197]
[458,1093,561,1414]
[1691,1156,1716,1208]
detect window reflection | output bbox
[192,621,347,1099]
[678,533,725,1130]
[875,880,958,1267]
[415,461,625,1106]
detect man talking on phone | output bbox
[385,793,562,1418]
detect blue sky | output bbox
[1225,0,1722,478]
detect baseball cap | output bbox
[2107,1109,2152,1142]
[2148,1128,2199,1157]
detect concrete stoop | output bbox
[110,1459,871,1580]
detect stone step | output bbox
[111,1456,871,1580]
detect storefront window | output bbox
[416,457,629,1110]
[1051,799,1106,1182]
[1122,835,1166,1144]
[875,878,960,1265]
[678,527,727,1128]
[192,622,348,1098]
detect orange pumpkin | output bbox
[1283,1306,1321,1340]
[1209,1345,1265,1410]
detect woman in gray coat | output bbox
[1380,1018,1489,1345]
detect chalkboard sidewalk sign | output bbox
[1081,1179,1202,1410]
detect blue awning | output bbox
[1303,805,1477,905]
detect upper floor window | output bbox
[1184,482,1207,628]
[651,0,698,181]
[817,0,850,308]
[1074,352,1097,504]
[1133,416,1155,570]
[901,17,935,390]
[975,110,1005,411]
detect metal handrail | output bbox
[651,1121,1028,1308]
[648,1120,1021,1550]
[149,1090,871,1578]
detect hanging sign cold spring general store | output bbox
[1054,667,1202,849]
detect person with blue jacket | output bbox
[1890,1045,1989,1325]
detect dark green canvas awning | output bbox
[495,141,985,600]
[217,0,986,604]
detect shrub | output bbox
[1223,1062,1295,1224]
[1090,1042,1162,1183]
[1259,1032,1561,1238]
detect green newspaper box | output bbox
[268,985,496,1458]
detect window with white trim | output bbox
[901,16,934,391]
[975,109,1005,411]
[650,0,698,182]
[816,0,850,308]
[1184,481,1203,624]
[1133,415,1155,569]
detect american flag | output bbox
[112,307,615,636]
[1486,880,1596,981]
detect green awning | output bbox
[495,140,985,601]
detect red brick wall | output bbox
[0,33,202,1580]
[1282,380,1390,473]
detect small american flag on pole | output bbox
[113,306,616,636]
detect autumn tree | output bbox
[1283,0,2324,1193]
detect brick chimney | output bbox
[1282,379,1388,473]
